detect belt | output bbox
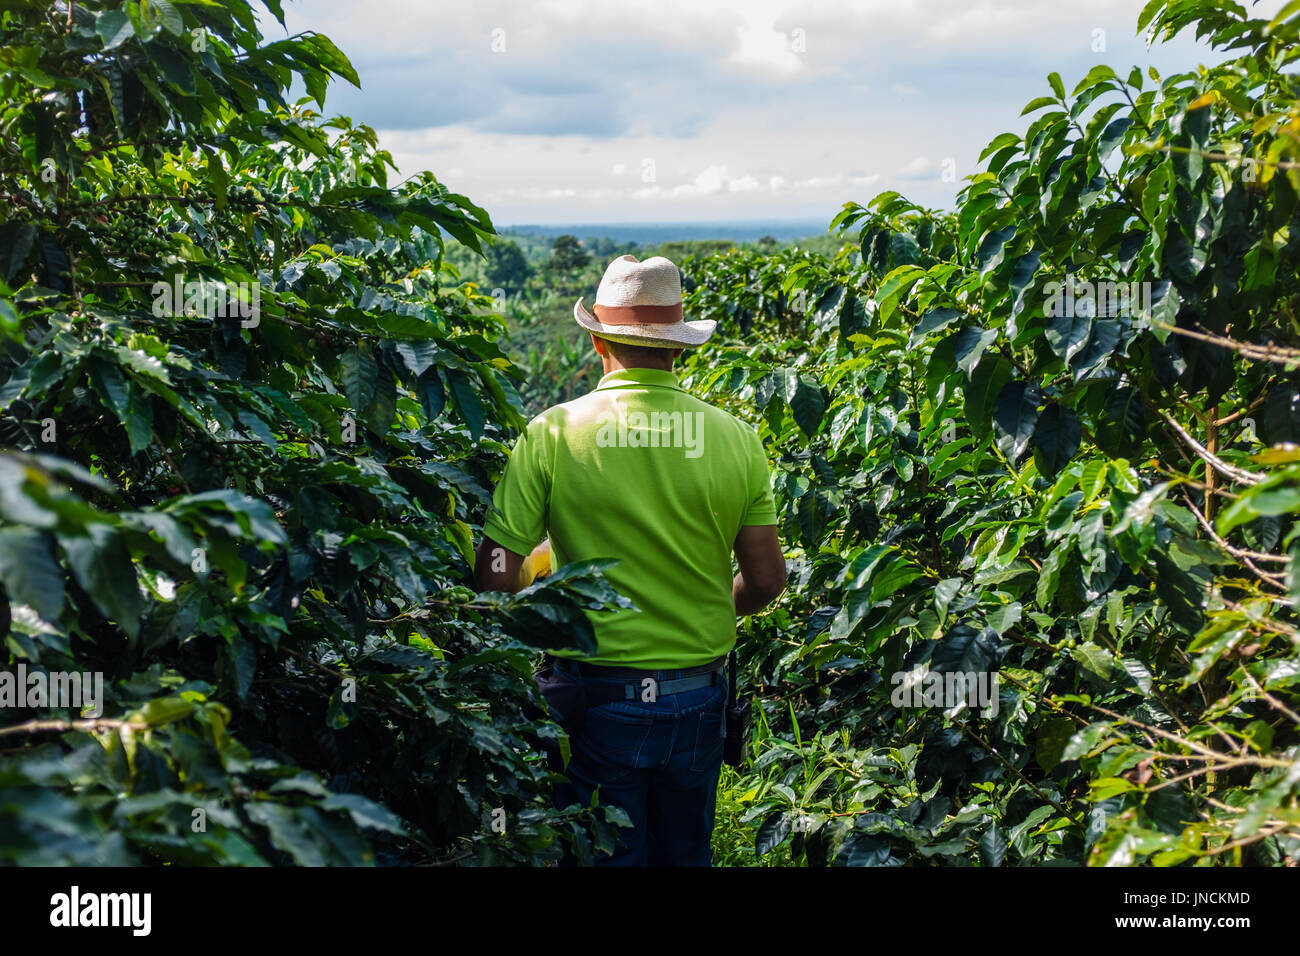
[548,654,727,702]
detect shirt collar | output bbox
[594,368,684,392]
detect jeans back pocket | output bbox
[577,704,656,777]
[689,685,726,772]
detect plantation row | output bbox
[0,0,628,865]
[680,0,1299,865]
[0,0,1297,866]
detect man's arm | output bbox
[474,536,526,592]
[732,524,786,615]
[474,536,551,593]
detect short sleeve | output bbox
[482,419,551,556]
[739,428,777,526]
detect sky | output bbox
[269,0,1288,228]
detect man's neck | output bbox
[601,355,675,375]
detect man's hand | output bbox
[732,524,785,615]
[521,539,553,585]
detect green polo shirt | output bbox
[482,367,778,668]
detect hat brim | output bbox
[574,298,716,349]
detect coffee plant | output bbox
[0,0,629,865]
[683,0,1300,866]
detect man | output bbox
[474,254,786,866]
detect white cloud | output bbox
[925,1,1028,42]
[275,0,1295,223]
[677,165,730,195]
[728,13,805,74]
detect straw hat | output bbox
[574,255,716,349]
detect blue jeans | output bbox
[550,662,727,867]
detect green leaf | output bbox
[0,527,64,622]
[1032,404,1081,478]
[1070,642,1115,680]
[949,326,999,377]
[1036,543,1066,607]
[1218,475,1300,534]
[96,10,136,50]
[993,381,1039,463]
[447,369,486,441]
[976,226,1016,276]
[910,306,963,344]
[1095,387,1146,458]
[206,150,229,211]
[1045,307,1092,365]
[1071,64,1118,97]
[1141,161,1171,225]
[756,811,791,856]
[0,220,37,281]
[339,344,378,417]
[320,793,406,835]
[417,368,445,420]
[396,341,438,378]
[1070,319,1120,377]
[244,803,328,866]
[979,822,1007,866]
[964,356,1013,435]
[1036,717,1076,771]
[1062,721,1112,761]
[361,360,396,434]
[1097,116,1132,163]
[123,380,154,454]
[1119,658,1153,694]
[59,525,142,641]
[1020,96,1058,116]
[154,0,184,35]
[130,696,197,726]
[932,623,999,674]
[789,377,825,436]
[87,354,130,421]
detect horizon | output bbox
[500,217,834,227]
[495,217,842,243]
